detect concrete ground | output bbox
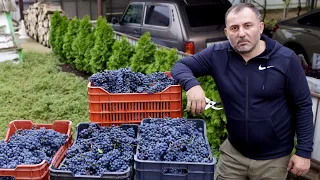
[11,20,51,53]
[15,34,51,53]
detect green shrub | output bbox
[72,15,94,72]
[49,11,62,49]
[146,47,179,74]
[53,15,69,61]
[90,16,115,73]
[0,52,89,139]
[63,17,80,64]
[83,32,95,73]
[130,32,157,74]
[108,36,134,70]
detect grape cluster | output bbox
[137,118,213,163]
[59,124,137,176]
[88,67,177,94]
[163,167,188,175]
[0,177,15,180]
[0,127,68,179]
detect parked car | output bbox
[272,9,320,67]
[111,0,232,54]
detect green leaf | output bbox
[90,16,115,73]
[98,148,103,154]
[146,47,179,74]
[72,15,94,72]
[130,32,157,74]
[207,128,213,134]
[49,11,62,48]
[53,15,69,62]
[63,16,80,64]
[108,36,134,70]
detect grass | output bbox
[0,52,89,139]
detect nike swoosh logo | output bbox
[259,65,274,70]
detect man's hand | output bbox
[186,85,206,114]
[287,154,310,176]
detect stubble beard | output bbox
[234,37,259,54]
[228,31,261,54]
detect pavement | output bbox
[12,20,51,53]
[15,34,51,53]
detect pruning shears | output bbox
[205,97,223,110]
[184,97,223,117]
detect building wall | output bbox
[229,0,314,9]
[10,0,319,22]
[0,12,10,33]
[11,0,130,21]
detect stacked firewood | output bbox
[24,2,63,47]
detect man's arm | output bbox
[171,46,214,91]
[286,53,314,158]
[171,46,214,114]
[286,52,313,176]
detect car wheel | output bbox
[285,44,309,66]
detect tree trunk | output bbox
[297,0,301,16]
[282,0,291,19]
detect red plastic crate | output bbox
[88,74,182,126]
[0,120,72,180]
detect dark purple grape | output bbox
[88,67,177,94]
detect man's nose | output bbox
[239,27,246,38]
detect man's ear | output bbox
[259,22,264,34]
[224,28,228,37]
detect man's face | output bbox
[224,8,264,54]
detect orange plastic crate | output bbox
[88,75,182,126]
[0,120,72,180]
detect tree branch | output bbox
[252,0,267,22]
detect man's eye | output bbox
[231,27,238,31]
[245,24,252,28]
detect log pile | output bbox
[0,0,17,12]
[24,2,63,47]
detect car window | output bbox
[185,4,229,27]
[122,4,143,24]
[144,5,170,27]
[298,12,320,27]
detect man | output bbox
[171,3,314,180]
